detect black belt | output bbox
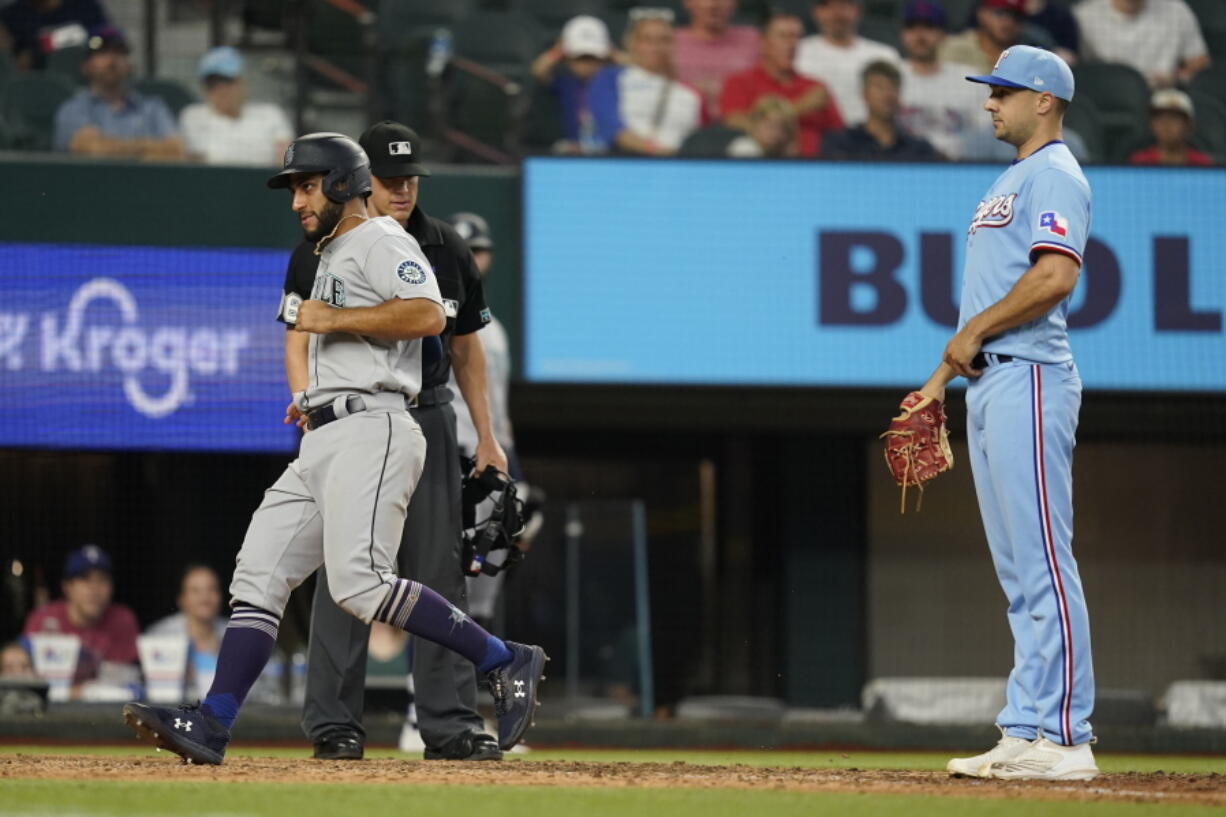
[410,385,454,410]
[306,395,369,431]
[972,352,1013,370]
[305,387,454,431]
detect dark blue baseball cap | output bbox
[64,545,112,580]
[86,25,129,55]
[903,0,946,28]
[966,45,1075,102]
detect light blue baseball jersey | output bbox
[958,140,1092,363]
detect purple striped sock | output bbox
[373,579,511,672]
[200,603,280,729]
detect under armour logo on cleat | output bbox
[173,718,192,731]
[513,680,526,698]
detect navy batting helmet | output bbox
[267,132,372,203]
[448,212,493,250]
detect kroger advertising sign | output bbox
[0,243,295,452]
[523,159,1225,392]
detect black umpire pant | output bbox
[301,390,484,747]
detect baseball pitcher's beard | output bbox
[304,199,345,242]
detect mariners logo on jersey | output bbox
[1038,211,1069,237]
[396,259,429,285]
[968,193,1017,235]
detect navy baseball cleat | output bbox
[122,702,230,765]
[486,642,547,751]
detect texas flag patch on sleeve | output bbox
[1038,210,1069,237]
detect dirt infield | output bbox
[2,754,1224,805]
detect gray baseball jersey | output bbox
[231,216,443,624]
[280,216,442,410]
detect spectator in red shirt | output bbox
[675,0,760,115]
[1129,89,1214,166]
[720,10,843,157]
[23,545,139,691]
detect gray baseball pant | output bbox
[302,393,483,746]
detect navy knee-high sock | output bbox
[200,603,280,729]
[373,579,512,672]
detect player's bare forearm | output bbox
[919,363,957,401]
[945,253,1079,377]
[295,298,445,339]
[283,329,309,394]
[451,332,508,474]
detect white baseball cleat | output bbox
[986,737,1099,781]
[947,728,1034,778]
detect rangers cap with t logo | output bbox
[966,45,1074,102]
[358,120,432,178]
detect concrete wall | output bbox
[867,438,1226,695]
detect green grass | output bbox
[1,779,1223,817]
[4,744,1225,774]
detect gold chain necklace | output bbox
[314,212,368,255]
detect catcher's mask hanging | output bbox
[460,456,527,577]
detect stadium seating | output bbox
[1063,95,1106,164]
[1188,89,1226,161]
[512,0,612,31]
[379,0,476,33]
[1189,63,1226,108]
[1186,0,1226,35]
[453,11,547,68]
[0,73,76,151]
[1071,62,1150,156]
[133,79,198,117]
[521,80,564,153]
[305,0,369,81]
[44,45,88,86]
[377,32,432,135]
[940,0,978,31]
[1186,0,1226,58]
[679,125,743,158]
[446,13,544,159]
[859,16,902,50]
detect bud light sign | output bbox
[0,243,296,451]
[523,159,1226,391]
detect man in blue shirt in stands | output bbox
[53,25,184,159]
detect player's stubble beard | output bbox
[304,199,345,242]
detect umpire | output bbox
[282,121,507,761]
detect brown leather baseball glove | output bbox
[880,391,954,513]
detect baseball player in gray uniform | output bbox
[121,133,546,765]
[294,122,505,762]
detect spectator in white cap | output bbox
[1129,89,1213,166]
[179,45,293,166]
[531,15,616,154]
[1074,0,1210,89]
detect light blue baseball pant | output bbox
[965,356,1095,746]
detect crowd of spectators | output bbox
[3,544,408,706]
[1,0,1219,167]
[1,0,294,165]
[5,546,270,703]
[529,0,1217,164]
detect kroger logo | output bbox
[0,278,251,419]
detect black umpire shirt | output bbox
[279,206,491,388]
